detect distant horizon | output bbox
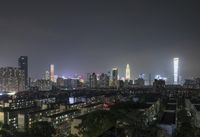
[0,55,198,84]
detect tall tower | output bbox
[112,68,118,88]
[50,64,55,82]
[173,58,179,85]
[91,73,97,88]
[125,64,130,80]
[45,70,50,80]
[18,56,28,88]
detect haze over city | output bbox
[0,1,200,80]
[1,1,200,137]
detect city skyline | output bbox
[0,1,199,79]
[0,56,182,82]
[0,1,200,137]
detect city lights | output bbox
[125,64,131,80]
[174,58,179,85]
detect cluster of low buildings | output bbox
[184,78,200,89]
[0,90,117,136]
[70,93,162,137]
[0,89,165,137]
[186,98,200,128]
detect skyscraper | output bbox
[99,73,109,88]
[0,67,25,92]
[125,64,130,80]
[87,73,97,88]
[112,67,118,88]
[45,70,50,80]
[50,64,55,82]
[173,58,179,85]
[18,56,28,88]
[91,73,97,88]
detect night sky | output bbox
[0,1,200,81]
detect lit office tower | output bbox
[91,73,97,88]
[125,64,131,80]
[50,64,55,82]
[45,70,50,80]
[173,58,179,85]
[0,67,25,92]
[112,68,118,88]
[99,73,109,88]
[18,56,28,88]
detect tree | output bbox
[176,109,195,137]
[29,121,55,137]
[0,124,15,137]
[77,110,115,137]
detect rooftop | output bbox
[194,105,200,111]
[166,104,176,111]
[168,99,176,104]
[191,99,200,104]
[160,112,176,125]
[47,109,79,118]
[83,102,102,108]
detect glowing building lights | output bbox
[125,64,131,80]
[155,75,167,81]
[50,64,55,82]
[173,58,179,85]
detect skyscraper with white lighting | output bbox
[45,70,50,80]
[125,64,130,80]
[50,64,55,82]
[173,58,179,85]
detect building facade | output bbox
[99,73,109,88]
[0,67,25,92]
[18,56,28,88]
[112,68,118,88]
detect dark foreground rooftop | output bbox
[160,112,176,125]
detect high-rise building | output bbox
[32,79,53,91]
[64,78,80,89]
[64,78,72,89]
[90,73,97,88]
[57,77,65,87]
[112,68,118,88]
[45,70,50,80]
[0,67,25,92]
[125,64,130,80]
[87,73,98,88]
[50,64,55,82]
[173,58,179,85]
[99,73,109,88]
[86,73,91,88]
[18,56,28,88]
[134,78,145,87]
[71,78,80,89]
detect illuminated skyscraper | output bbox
[112,67,118,88]
[99,73,109,88]
[45,70,50,80]
[0,67,25,92]
[50,64,55,82]
[173,58,179,85]
[125,64,130,80]
[18,56,28,88]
